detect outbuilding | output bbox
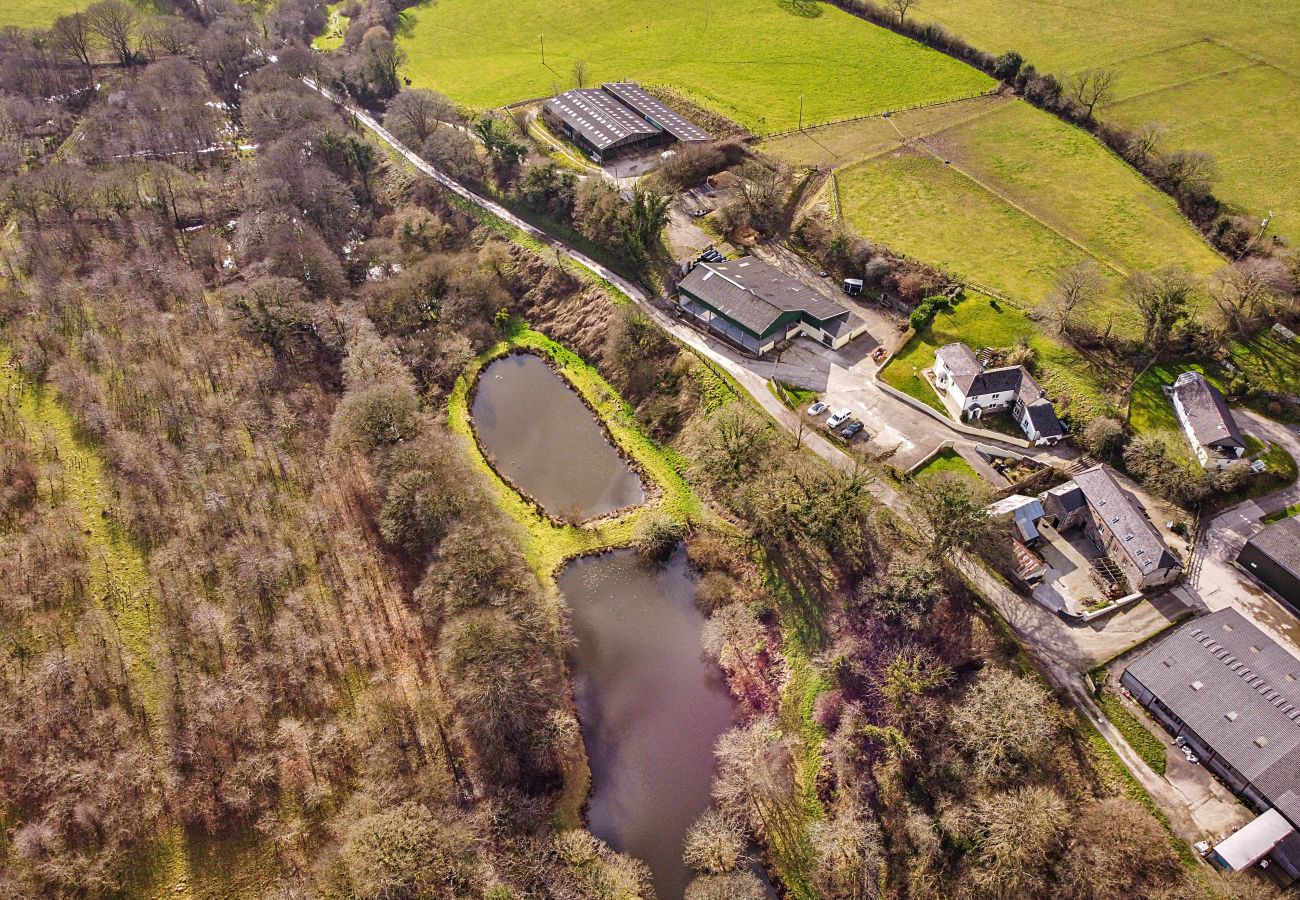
[676,257,868,356]
[1238,516,1300,616]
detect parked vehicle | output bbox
[826,408,852,429]
[841,420,865,439]
[807,401,828,416]
[1195,840,1211,856]
[689,209,708,218]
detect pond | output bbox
[472,353,645,521]
[560,549,736,900]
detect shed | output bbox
[1238,516,1300,617]
[1210,809,1297,871]
[987,494,1045,543]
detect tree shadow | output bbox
[777,0,824,18]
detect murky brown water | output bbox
[472,353,644,521]
[560,549,736,900]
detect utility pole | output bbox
[539,34,545,67]
[799,95,804,131]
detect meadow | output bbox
[396,0,994,134]
[0,0,88,27]
[912,0,1300,244]
[834,99,1224,333]
[881,292,1122,423]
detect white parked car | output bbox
[826,408,852,429]
[808,401,828,416]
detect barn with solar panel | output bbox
[542,82,711,162]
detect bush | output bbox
[633,510,687,560]
[908,295,951,331]
[1079,416,1127,458]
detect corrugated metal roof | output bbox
[678,257,850,338]
[601,83,711,143]
[543,88,660,151]
[1244,515,1300,579]
[1212,808,1295,869]
[1126,608,1300,826]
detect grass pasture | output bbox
[396,0,994,134]
[912,0,1300,244]
[912,448,979,481]
[881,292,1121,423]
[0,0,87,27]
[834,99,1223,334]
[312,1,350,51]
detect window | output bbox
[1225,710,1238,721]
[1191,681,1204,691]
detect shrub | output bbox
[633,510,687,560]
[908,295,951,331]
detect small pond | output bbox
[560,548,736,900]
[472,353,644,521]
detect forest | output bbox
[0,1,1284,898]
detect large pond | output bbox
[560,549,736,900]
[472,353,644,521]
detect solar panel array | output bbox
[543,88,659,151]
[601,83,712,143]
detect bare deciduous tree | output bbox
[571,58,588,88]
[50,12,93,67]
[85,0,139,67]
[950,669,1058,782]
[384,87,457,147]
[1041,260,1105,334]
[683,808,746,875]
[888,0,917,24]
[1069,68,1116,120]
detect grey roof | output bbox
[1045,481,1086,512]
[1024,397,1064,438]
[543,88,659,151]
[678,257,850,338]
[935,343,982,392]
[1125,608,1300,827]
[1245,516,1300,579]
[1073,464,1180,575]
[969,366,1025,396]
[1172,371,1245,452]
[601,83,711,143]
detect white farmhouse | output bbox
[1168,371,1245,469]
[932,343,1064,445]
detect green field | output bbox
[881,293,1120,422]
[913,0,1300,244]
[912,448,979,481]
[836,99,1224,332]
[760,92,1008,167]
[396,0,994,134]
[0,0,87,26]
[312,1,349,51]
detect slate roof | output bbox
[543,88,660,152]
[1125,608,1300,827]
[969,366,1025,396]
[1172,371,1245,452]
[1024,398,1064,438]
[601,83,711,143]
[1245,516,1300,579]
[678,258,850,338]
[935,343,982,392]
[1073,464,1180,576]
[1044,481,1087,513]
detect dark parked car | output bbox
[841,420,865,439]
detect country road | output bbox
[309,79,1290,847]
